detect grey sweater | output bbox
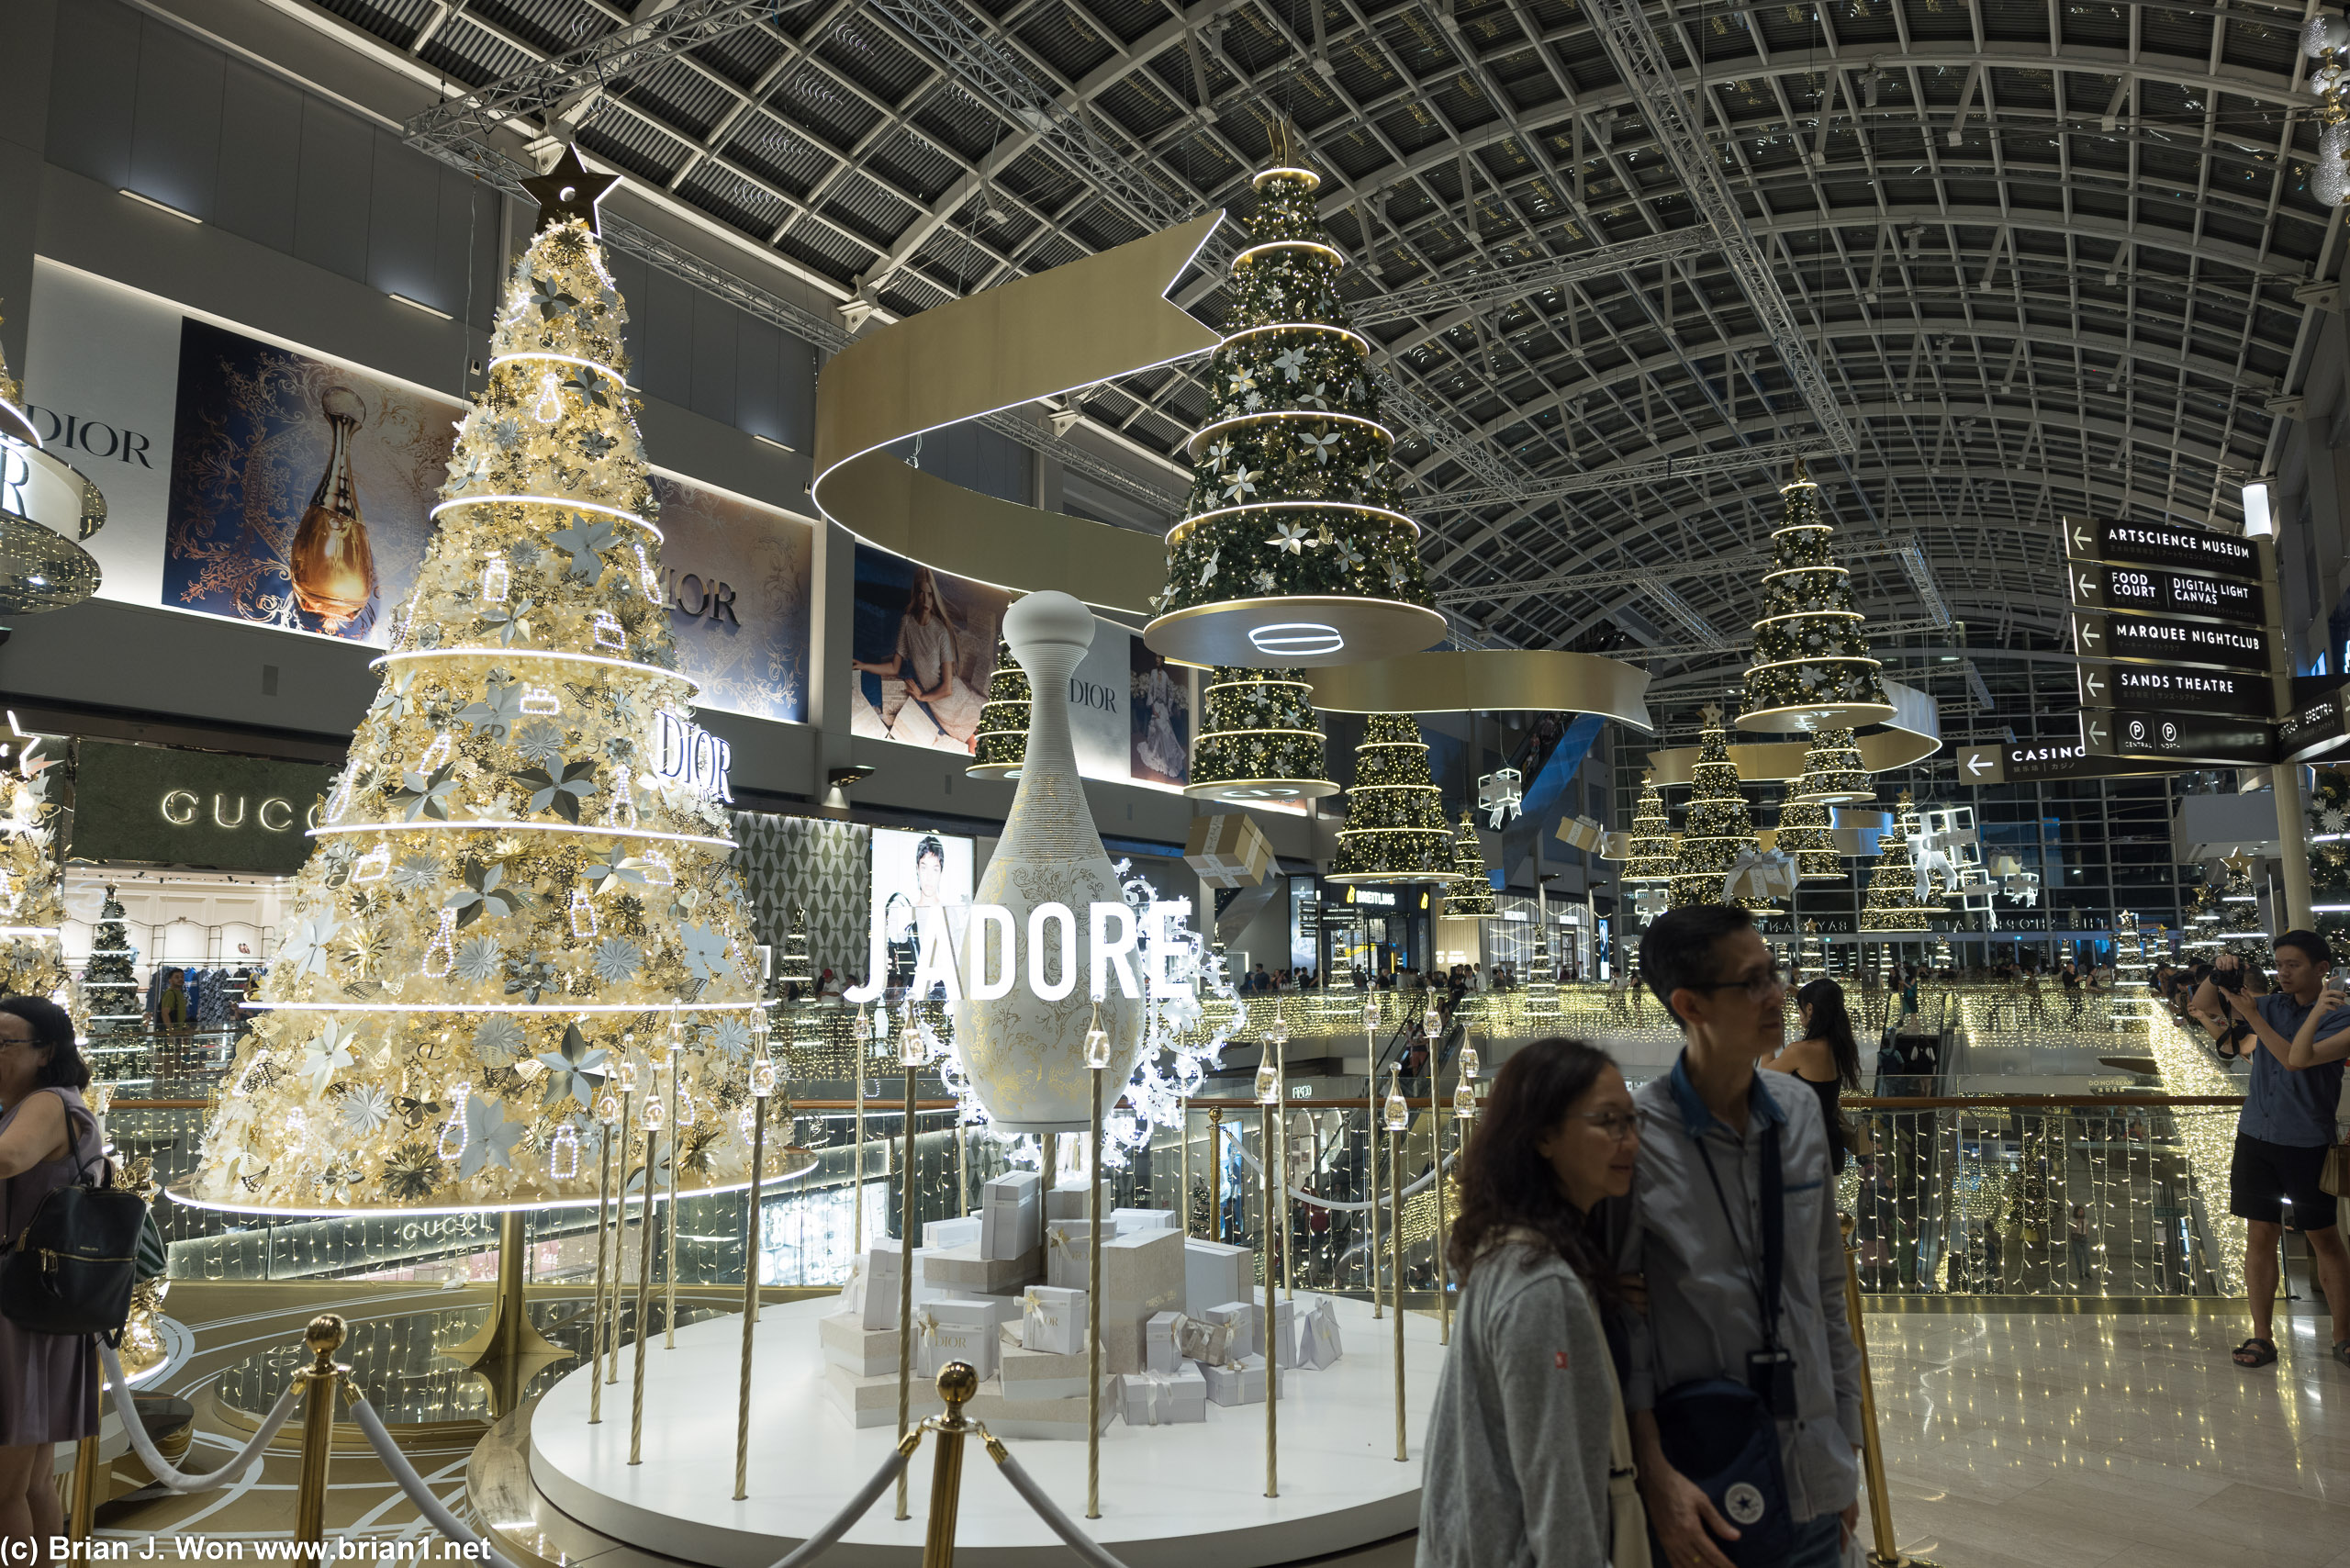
[1416,1239,1616,1568]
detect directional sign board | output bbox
[2059,517,2260,582]
[2079,710,2275,767]
[2277,682,2350,765]
[2076,664,2275,719]
[2072,611,2275,673]
[2065,559,2265,623]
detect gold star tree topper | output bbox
[521,145,621,235]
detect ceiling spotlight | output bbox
[826,764,877,790]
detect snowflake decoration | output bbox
[340,1083,393,1137]
[591,937,643,983]
[453,935,503,983]
[474,1015,528,1066]
[1267,521,1313,554]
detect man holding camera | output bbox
[2193,931,2350,1371]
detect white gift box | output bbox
[966,1375,1117,1440]
[980,1171,1044,1260]
[1044,1220,1095,1289]
[922,1241,1042,1294]
[818,1310,901,1378]
[923,1215,981,1249]
[916,1297,1001,1380]
[1183,1238,1253,1316]
[821,1364,945,1429]
[1045,1185,1093,1222]
[1265,1298,1295,1370]
[860,1243,945,1330]
[1297,1296,1343,1370]
[1202,1353,1282,1407]
[1117,1363,1207,1426]
[1019,1285,1086,1355]
[1110,1207,1177,1235]
[1203,1300,1257,1360]
[1173,1314,1232,1366]
[1097,1228,1185,1373]
[1144,1310,1184,1374]
[999,1343,1093,1401]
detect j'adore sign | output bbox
[886,899,1198,1004]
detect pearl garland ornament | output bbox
[438,1082,471,1161]
[532,373,564,423]
[482,552,509,603]
[547,1121,579,1180]
[568,886,598,937]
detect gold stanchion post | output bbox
[1365,997,1382,1319]
[1384,1067,1406,1463]
[895,1013,922,1522]
[1256,1084,1279,1500]
[854,1006,869,1259]
[922,1363,978,1568]
[1179,1096,1191,1239]
[66,1436,98,1542]
[1268,1016,1292,1299]
[1841,1214,1939,1568]
[1083,1014,1110,1520]
[607,1072,633,1387]
[629,1114,661,1465]
[1424,1014,1450,1347]
[589,1092,615,1425]
[665,1006,683,1348]
[1207,1106,1224,1244]
[292,1314,347,1547]
[735,1030,776,1502]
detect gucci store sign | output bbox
[72,740,337,873]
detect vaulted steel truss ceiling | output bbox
[326,0,2334,700]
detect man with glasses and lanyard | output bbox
[1613,906,1865,1568]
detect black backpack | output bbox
[0,1096,146,1344]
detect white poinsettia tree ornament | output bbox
[190,153,767,1213]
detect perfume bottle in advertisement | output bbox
[290,386,378,633]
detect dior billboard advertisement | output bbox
[19,258,813,723]
[849,542,1190,791]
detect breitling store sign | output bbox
[71,741,338,873]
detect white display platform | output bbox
[530,1294,1441,1568]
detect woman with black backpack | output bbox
[0,996,104,1559]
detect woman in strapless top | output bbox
[1763,977,1863,1175]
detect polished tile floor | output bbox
[1860,1306,2349,1568]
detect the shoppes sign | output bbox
[855,900,1197,1003]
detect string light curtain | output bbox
[1328,713,1453,883]
[1738,465,1893,734]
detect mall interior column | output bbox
[0,0,52,376]
[2274,765,2315,930]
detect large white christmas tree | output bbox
[189,153,767,1212]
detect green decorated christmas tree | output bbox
[1622,772,1676,883]
[775,904,811,991]
[1773,795,1842,881]
[82,884,140,1037]
[187,152,767,1213]
[1859,793,1942,932]
[1328,713,1452,882]
[1187,667,1334,800]
[1146,131,1435,666]
[1792,727,1872,803]
[1668,706,1770,909]
[1446,812,1498,916]
[1738,465,1893,733]
[969,636,1027,780]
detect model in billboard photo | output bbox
[852,564,988,750]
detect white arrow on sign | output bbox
[1965,750,1995,777]
[2083,670,2107,699]
[2075,568,2096,597]
[2087,718,2109,745]
[2077,621,2104,651]
[2069,522,2094,552]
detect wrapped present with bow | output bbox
[1096,1227,1185,1373]
[1203,1300,1257,1360]
[1262,1297,1296,1369]
[999,1342,1091,1402]
[1019,1284,1085,1355]
[1044,1220,1095,1289]
[923,1215,980,1249]
[1183,1237,1252,1315]
[915,1296,1000,1380]
[858,1241,944,1331]
[1172,1313,1234,1366]
[1296,1296,1343,1370]
[1719,846,1797,904]
[1202,1353,1281,1408]
[1117,1363,1207,1426]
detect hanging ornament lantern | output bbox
[1445,812,1500,917]
[0,330,106,616]
[968,635,1029,781]
[1143,131,1444,668]
[1186,666,1337,801]
[1621,772,1678,884]
[1737,463,1894,734]
[1328,712,1453,883]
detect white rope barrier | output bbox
[989,1445,1136,1568]
[96,1341,303,1495]
[350,1390,914,1568]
